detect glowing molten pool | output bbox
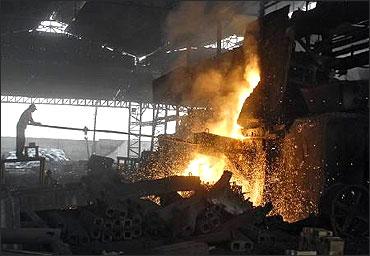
[183,153,227,184]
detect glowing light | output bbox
[182,151,266,206]
[183,153,226,183]
[245,68,260,88]
[204,34,245,50]
[208,56,260,139]
[180,36,263,207]
[138,56,147,62]
[36,20,69,34]
[288,2,317,18]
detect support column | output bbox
[164,107,168,135]
[92,102,98,155]
[150,104,171,151]
[150,104,157,151]
[127,102,132,158]
[259,1,266,17]
[216,20,222,56]
[127,102,142,159]
[175,106,180,133]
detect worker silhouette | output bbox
[16,104,41,159]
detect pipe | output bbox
[78,232,90,246]
[105,208,115,218]
[112,230,122,241]
[30,124,155,138]
[104,219,113,230]
[119,209,127,219]
[132,226,142,238]
[89,228,101,240]
[65,233,78,246]
[101,230,113,243]
[113,219,122,229]
[79,209,103,227]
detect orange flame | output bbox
[208,56,260,139]
[182,151,265,206]
[182,55,263,205]
[183,153,226,183]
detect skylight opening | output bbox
[204,34,244,50]
[35,11,71,35]
[36,20,69,34]
[302,1,317,11]
[165,35,244,55]
[288,2,317,18]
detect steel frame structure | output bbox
[128,102,144,158]
[151,104,168,151]
[0,95,190,111]
[1,95,192,159]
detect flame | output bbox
[183,153,226,183]
[208,56,260,139]
[244,58,261,89]
[182,151,265,206]
[182,56,262,205]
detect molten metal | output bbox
[182,55,262,205]
[208,56,260,140]
[183,153,226,184]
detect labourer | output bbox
[16,104,41,159]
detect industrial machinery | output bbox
[0,2,368,255]
[151,1,369,238]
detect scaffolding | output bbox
[1,95,191,159]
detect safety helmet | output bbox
[29,103,37,110]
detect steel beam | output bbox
[1,95,191,111]
[332,41,369,57]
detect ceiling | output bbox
[1,0,260,102]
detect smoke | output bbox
[185,27,260,137]
[165,2,208,46]
[163,2,261,138]
[165,2,257,46]
[191,65,244,133]
[162,1,260,73]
